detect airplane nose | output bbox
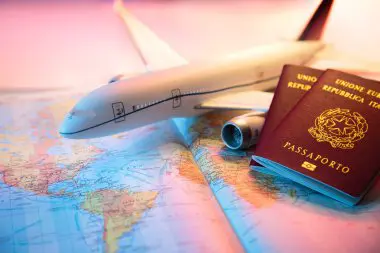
[59,108,97,138]
[59,83,126,139]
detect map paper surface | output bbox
[0,94,241,253]
[0,94,379,253]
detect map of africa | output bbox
[0,93,379,253]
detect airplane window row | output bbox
[182,88,205,95]
[133,99,165,111]
[132,88,210,111]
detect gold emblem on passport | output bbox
[301,161,317,171]
[308,108,368,149]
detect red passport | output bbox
[251,65,324,167]
[253,69,380,205]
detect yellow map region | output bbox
[82,189,158,253]
[0,98,102,195]
[176,150,207,185]
[158,143,207,185]
[189,111,293,208]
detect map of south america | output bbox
[82,190,158,253]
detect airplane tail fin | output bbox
[297,0,334,41]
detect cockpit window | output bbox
[67,109,96,120]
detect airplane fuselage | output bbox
[59,41,324,139]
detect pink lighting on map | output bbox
[0,1,380,252]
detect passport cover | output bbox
[253,69,380,205]
[250,64,324,167]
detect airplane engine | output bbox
[221,112,265,150]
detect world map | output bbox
[0,93,379,253]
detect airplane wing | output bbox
[195,90,274,111]
[113,0,188,72]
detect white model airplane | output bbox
[59,0,346,139]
